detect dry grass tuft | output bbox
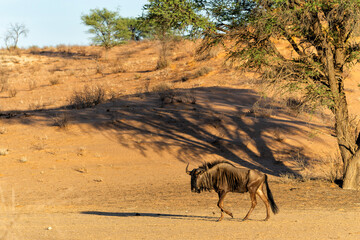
[320,155,344,183]
[244,101,273,118]
[19,156,28,163]
[28,79,37,90]
[156,57,170,70]
[286,97,303,111]
[0,67,10,92]
[49,76,61,85]
[196,47,221,61]
[278,172,304,183]
[0,148,9,156]
[193,66,213,78]
[272,127,284,142]
[0,126,7,134]
[8,88,17,98]
[0,79,9,93]
[109,61,127,74]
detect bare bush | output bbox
[69,85,106,109]
[4,23,29,50]
[152,83,196,106]
[53,113,70,128]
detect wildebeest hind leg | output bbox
[217,191,233,221]
[256,184,271,221]
[243,190,257,221]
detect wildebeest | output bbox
[186,161,279,221]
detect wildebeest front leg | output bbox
[243,190,257,221]
[217,191,233,221]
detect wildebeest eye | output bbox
[195,169,204,175]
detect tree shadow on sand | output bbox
[1,87,328,177]
[88,87,326,176]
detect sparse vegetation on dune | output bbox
[0,37,358,238]
[0,40,353,175]
[1,0,360,236]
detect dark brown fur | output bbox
[186,161,279,221]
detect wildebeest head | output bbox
[185,163,208,193]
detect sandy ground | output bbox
[0,41,359,239]
[1,177,360,240]
[1,210,359,240]
[0,151,359,239]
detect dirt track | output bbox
[1,174,360,239]
[1,209,358,240]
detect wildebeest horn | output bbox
[186,163,191,175]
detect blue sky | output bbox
[0,0,148,48]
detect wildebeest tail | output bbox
[264,174,279,214]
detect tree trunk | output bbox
[343,150,360,190]
[332,93,360,190]
[324,41,360,190]
[334,96,356,171]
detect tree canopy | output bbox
[195,0,360,189]
[81,8,139,49]
[80,1,360,189]
[140,0,211,40]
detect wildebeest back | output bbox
[211,163,250,193]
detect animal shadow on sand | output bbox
[80,211,255,222]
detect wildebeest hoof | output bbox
[229,213,233,218]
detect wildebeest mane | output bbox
[198,160,235,170]
[197,160,249,193]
